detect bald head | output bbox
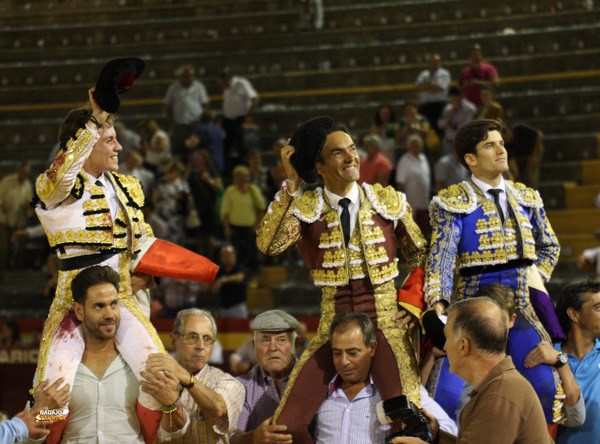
[447,298,507,356]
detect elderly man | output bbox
[143,308,245,443]
[231,310,301,444]
[414,54,451,138]
[313,312,456,443]
[394,298,551,444]
[257,117,428,441]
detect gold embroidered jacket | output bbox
[257,183,427,288]
[424,180,560,306]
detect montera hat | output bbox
[250,310,300,332]
[289,116,336,183]
[94,57,145,113]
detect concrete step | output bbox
[556,233,598,260]
[547,208,600,234]
[581,160,600,184]
[564,182,600,209]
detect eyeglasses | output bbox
[175,332,215,346]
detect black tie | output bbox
[95,180,103,187]
[339,198,351,247]
[488,188,504,225]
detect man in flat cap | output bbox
[231,310,300,444]
[256,117,428,441]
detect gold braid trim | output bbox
[272,286,337,424]
[373,281,421,407]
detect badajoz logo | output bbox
[35,409,68,422]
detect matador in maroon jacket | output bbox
[256,117,428,442]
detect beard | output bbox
[83,316,120,340]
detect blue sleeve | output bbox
[0,416,28,444]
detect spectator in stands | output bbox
[231,310,299,444]
[0,162,33,271]
[370,105,398,161]
[229,337,257,376]
[164,65,210,161]
[0,320,22,348]
[395,102,430,157]
[185,110,225,174]
[458,43,500,107]
[434,149,470,191]
[535,280,600,443]
[114,121,142,154]
[220,165,266,274]
[314,313,456,443]
[212,245,248,318]
[188,149,223,259]
[155,278,200,318]
[153,158,193,246]
[217,73,259,173]
[359,135,393,186]
[475,86,504,123]
[296,321,310,359]
[394,298,552,444]
[415,54,451,139]
[503,123,544,189]
[268,138,289,200]
[119,151,155,201]
[248,149,271,199]
[138,119,171,175]
[395,135,431,236]
[143,308,245,443]
[438,86,476,156]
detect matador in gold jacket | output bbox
[256,117,428,442]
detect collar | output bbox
[471,175,505,196]
[328,373,376,395]
[469,355,513,399]
[257,362,293,385]
[324,182,360,210]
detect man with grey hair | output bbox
[143,308,245,443]
[393,298,551,444]
[359,134,393,187]
[231,310,300,444]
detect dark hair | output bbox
[454,118,503,169]
[447,297,507,355]
[59,107,115,146]
[475,284,516,317]
[71,265,120,304]
[316,121,352,165]
[479,85,494,94]
[329,312,376,347]
[556,280,600,337]
[2,320,21,344]
[374,105,396,127]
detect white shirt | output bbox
[61,355,143,444]
[222,76,258,119]
[415,67,451,103]
[324,182,360,240]
[92,172,118,221]
[164,80,209,124]
[396,153,431,210]
[471,175,508,218]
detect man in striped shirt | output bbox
[143,309,245,443]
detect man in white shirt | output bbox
[415,54,451,138]
[164,65,210,161]
[217,73,259,172]
[312,312,456,443]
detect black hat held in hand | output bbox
[290,116,336,183]
[94,57,145,113]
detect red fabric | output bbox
[43,413,69,444]
[547,423,557,439]
[118,71,136,90]
[397,266,427,312]
[136,401,162,444]
[134,239,219,283]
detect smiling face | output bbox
[331,323,376,386]
[316,131,360,195]
[83,125,122,178]
[255,331,295,379]
[74,282,120,342]
[464,130,508,184]
[171,315,214,374]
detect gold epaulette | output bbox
[507,181,543,209]
[112,173,145,208]
[433,182,477,214]
[362,183,405,220]
[293,188,324,223]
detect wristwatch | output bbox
[182,374,197,389]
[554,352,568,369]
